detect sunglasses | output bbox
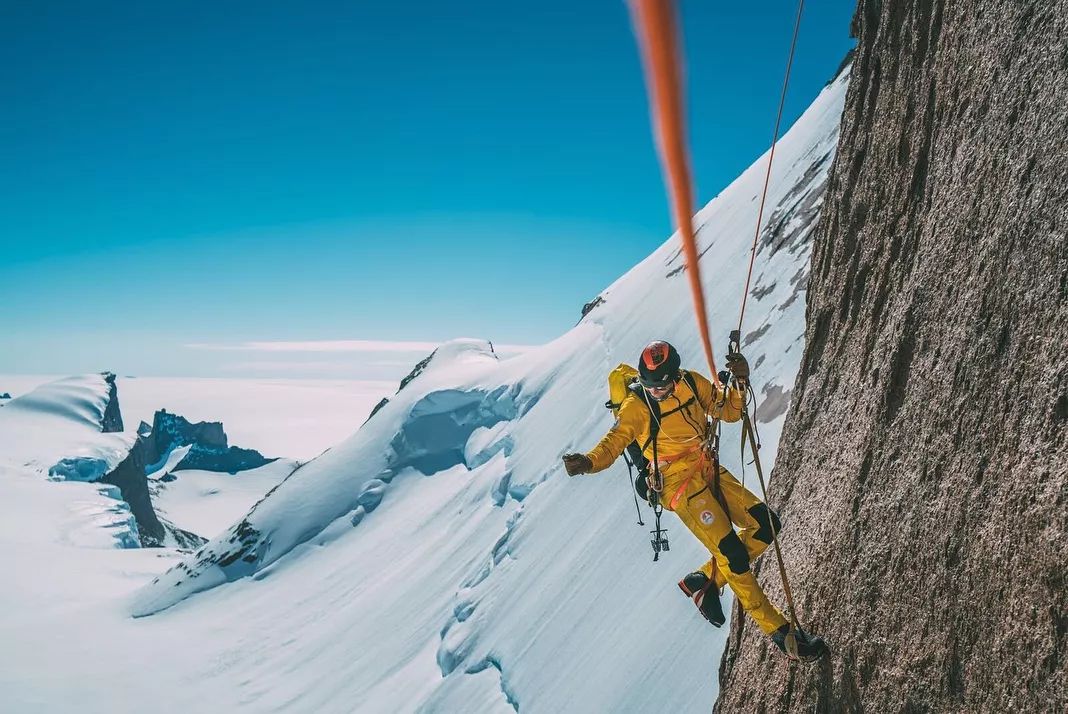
[644,380,676,398]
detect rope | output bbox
[742,404,803,640]
[738,0,806,332]
[629,0,721,388]
[732,0,807,652]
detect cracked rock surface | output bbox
[716,0,1067,711]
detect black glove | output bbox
[562,453,593,476]
[634,471,649,502]
[726,352,750,385]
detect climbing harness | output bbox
[638,371,700,561]
[635,372,710,561]
[630,0,812,660]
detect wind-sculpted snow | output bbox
[0,376,151,556]
[0,464,142,550]
[48,457,113,483]
[131,339,545,615]
[0,375,146,550]
[391,387,520,474]
[0,374,136,477]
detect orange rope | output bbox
[629,0,721,388]
[737,0,805,333]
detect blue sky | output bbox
[1,1,855,380]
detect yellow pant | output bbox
[661,458,788,634]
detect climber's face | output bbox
[645,379,676,402]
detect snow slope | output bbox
[0,69,848,713]
[0,374,135,480]
[0,374,143,549]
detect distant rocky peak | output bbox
[398,349,438,394]
[142,408,273,475]
[152,409,228,450]
[100,372,124,433]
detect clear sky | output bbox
[1,1,855,380]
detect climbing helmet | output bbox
[638,340,681,395]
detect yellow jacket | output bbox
[586,370,745,475]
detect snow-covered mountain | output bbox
[0,374,134,482]
[0,374,143,548]
[0,67,848,713]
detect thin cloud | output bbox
[188,340,441,353]
[186,339,536,354]
[221,360,352,372]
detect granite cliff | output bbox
[716,1,1067,711]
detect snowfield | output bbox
[114,376,396,461]
[0,375,394,461]
[151,459,301,539]
[0,375,135,480]
[0,68,848,713]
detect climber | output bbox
[562,340,827,662]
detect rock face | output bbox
[580,295,605,318]
[716,1,1067,712]
[363,349,439,425]
[100,372,124,433]
[101,439,165,546]
[142,409,274,474]
[96,372,164,546]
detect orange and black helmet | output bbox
[638,340,681,389]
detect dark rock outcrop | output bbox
[716,2,1067,712]
[157,516,207,550]
[363,349,438,426]
[142,409,274,474]
[364,397,391,425]
[101,439,165,546]
[397,350,437,393]
[100,372,124,433]
[580,295,605,319]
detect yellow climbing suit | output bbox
[585,370,788,634]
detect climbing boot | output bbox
[771,624,828,663]
[678,571,725,627]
